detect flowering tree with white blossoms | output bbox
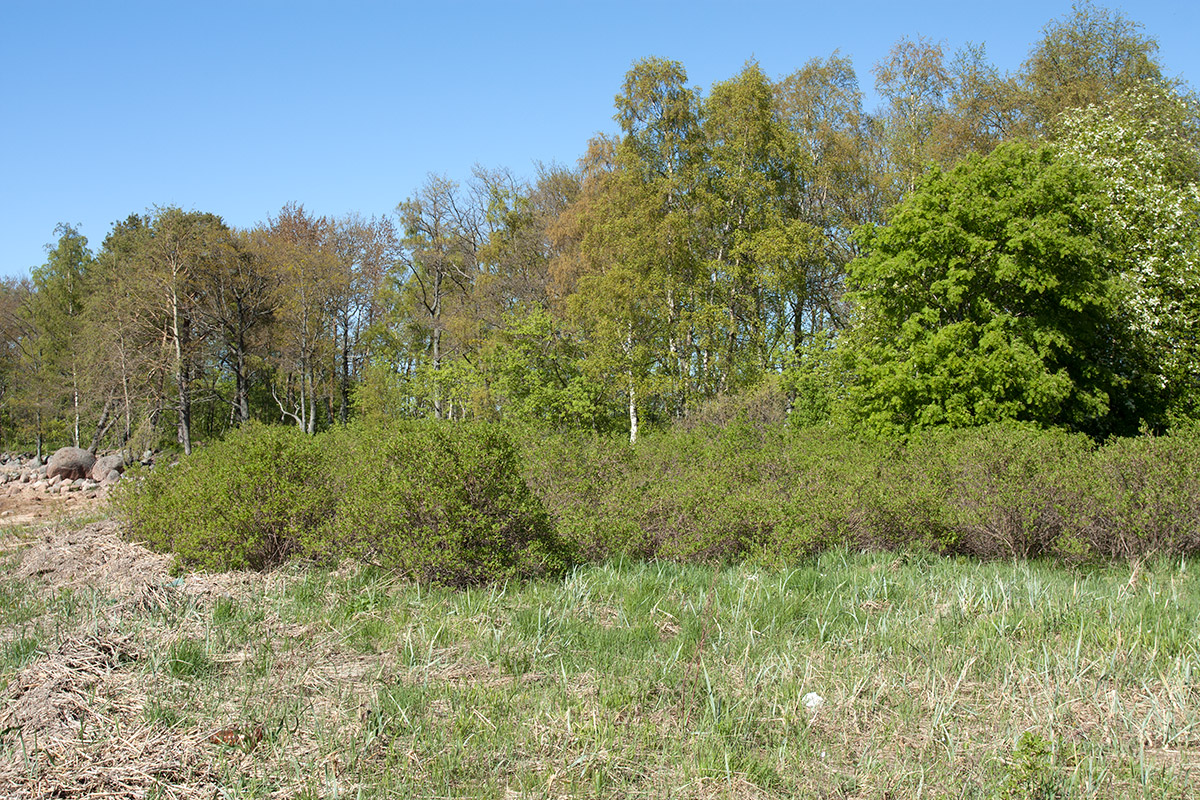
[1056,83,1200,422]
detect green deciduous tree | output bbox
[567,165,670,443]
[395,175,487,420]
[0,279,54,455]
[940,43,1026,160]
[485,305,601,429]
[1020,1,1166,135]
[86,213,159,455]
[843,141,1149,437]
[776,53,879,346]
[265,203,337,434]
[564,58,706,441]
[699,62,817,388]
[143,208,230,453]
[872,36,953,197]
[329,213,398,425]
[194,227,278,426]
[30,223,94,448]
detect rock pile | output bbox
[0,447,144,499]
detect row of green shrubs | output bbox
[116,419,1200,584]
[115,421,570,585]
[525,421,1200,565]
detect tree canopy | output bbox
[843,142,1149,436]
[4,3,1199,450]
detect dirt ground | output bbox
[0,479,109,529]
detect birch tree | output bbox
[1020,1,1165,135]
[194,227,278,425]
[265,203,336,434]
[396,175,485,420]
[30,223,94,447]
[329,213,397,424]
[138,208,227,454]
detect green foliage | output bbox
[115,422,325,570]
[485,306,604,430]
[843,141,1147,437]
[118,411,1200,577]
[999,732,1064,800]
[524,421,1200,566]
[118,420,571,584]
[527,423,877,563]
[315,421,572,585]
[352,359,421,423]
[905,424,1093,559]
[780,330,847,427]
[1021,2,1164,132]
[1057,82,1200,426]
[1075,429,1200,558]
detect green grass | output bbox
[3,549,1200,798]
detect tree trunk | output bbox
[431,270,443,420]
[628,377,638,445]
[306,365,317,435]
[71,362,80,448]
[173,297,192,456]
[88,395,117,454]
[234,337,250,424]
[340,322,351,425]
[627,324,638,445]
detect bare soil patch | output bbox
[0,481,107,529]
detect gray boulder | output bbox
[90,454,126,482]
[47,447,96,481]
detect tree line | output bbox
[4,3,1198,455]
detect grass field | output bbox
[2,519,1199,798]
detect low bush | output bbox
[522,421,1200,565]
[115,422,324,570]
[119,414,1200,578]
[1073,428,1200,558]
[910,425,1092,559]
[521,431,647,560]
[117,420,570,583]
[314,421,571,585]
[527,420,791,563]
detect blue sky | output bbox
[3,1,1196,280]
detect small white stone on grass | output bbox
[802,692,824,712]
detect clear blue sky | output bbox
[3,1,1196,280]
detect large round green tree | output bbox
[842,140,1154,437]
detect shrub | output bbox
[632,422,786,561]
[525,420,1200,565]
[1072,428,1200,558]
[119,413,1200,578]
[912,424,1092,559]
[773,429,883,557]
[521,431,647,560]
[526,421,792,563]
[115,422,325,570]
[313,421,572,585]
[676,379,791,433]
